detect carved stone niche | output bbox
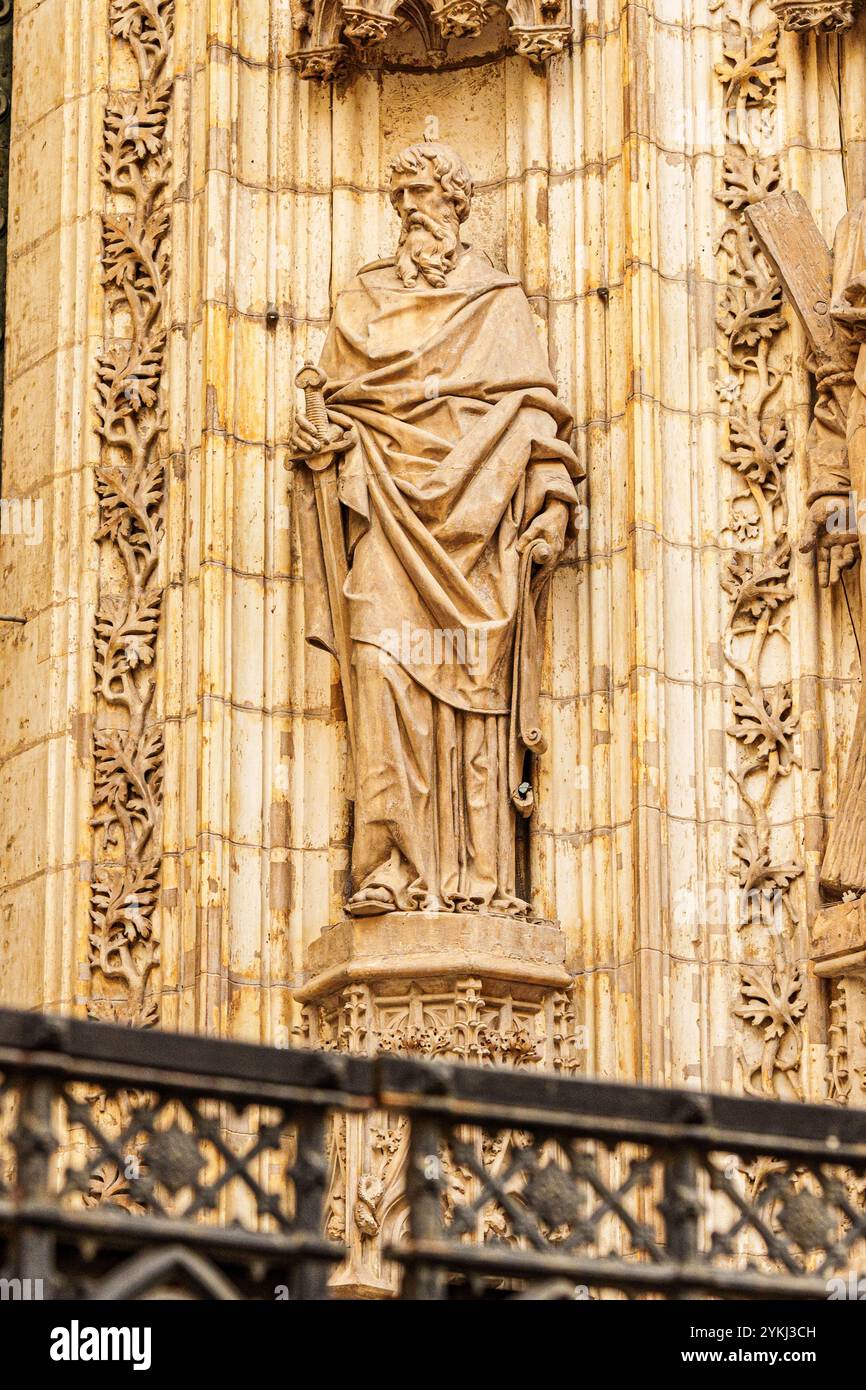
[295,913,580,1296]
[767,0,860,31]
[288,0,573,79]
[812,900,866,1107]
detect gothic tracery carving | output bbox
[767,0,859,30]
[288,0,571,78]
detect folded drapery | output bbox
[293,246,582,913]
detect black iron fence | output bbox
[0,1007,865,1299]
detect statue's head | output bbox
[388,142,474,288]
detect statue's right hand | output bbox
[800,493,860,588]
[289,412,322,458]
[289,411,354,462]
[844,272,866,308]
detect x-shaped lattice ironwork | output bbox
[441,1127,666,1262]
[61,1084,301,1230]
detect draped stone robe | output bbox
[805,200,866,894]
[298,246,582,915]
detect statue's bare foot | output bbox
[345,887,397,917]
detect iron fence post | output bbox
[289,1105,332,1300]
[403,1113,447,1300]
[662,1143,701,1299]
[13,1070,57,1299]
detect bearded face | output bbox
[390,165,463,288]
[395,208,461,288]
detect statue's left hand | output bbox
[517,500,570,572]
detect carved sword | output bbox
[293,362,357,775]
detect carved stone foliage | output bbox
[77,1088,148,1214]
[768,0,860,31]
[288,0,572,78]
[714,6,805,1100]
[89,0,173,1029]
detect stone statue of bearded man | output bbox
[290,142,583,919]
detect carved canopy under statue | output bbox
[288,0,572,79]
[767,0,861,31]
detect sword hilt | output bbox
[291,361,353,471]
[296,362,334,442]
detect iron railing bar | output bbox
[374,1055,866,1141]
[376,1089,866,1164]
[0,1202,344,1263]
[2,1057,862,1165]
[662,1146,701,1300]
[8,1064,858,1163]
[388,1241,837,1300]
[2,1009,864,1145]
[813,1178,866,1278]
[0,1010,376,1095]
[0,1050,376,1114]
[3,1010,866,1148]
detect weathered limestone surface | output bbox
[0,0,106,1013]
[2,0,866,1120]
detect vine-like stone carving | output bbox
[89,0,173,1028]
[714,6,805,1099]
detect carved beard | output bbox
[395,211,460,288]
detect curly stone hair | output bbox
[388,142,474,224]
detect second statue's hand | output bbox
[517,499,569,572]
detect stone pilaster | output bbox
[0,0,107,1014]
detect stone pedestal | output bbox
[812,899,866,1107]
[295,912,579,1296]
